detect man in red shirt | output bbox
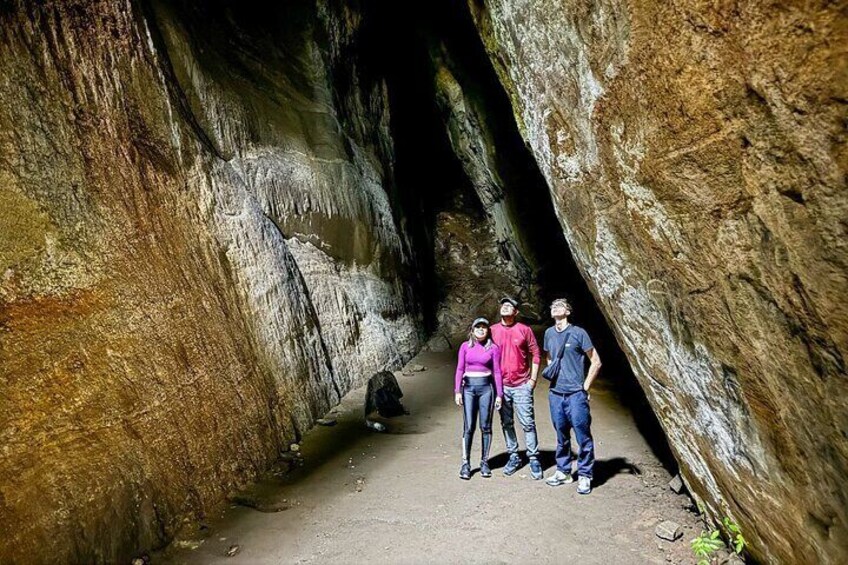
[490,296,543,479]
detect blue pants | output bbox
[500,382,539,459]
[549,390,594,478]
[462,380,494,462]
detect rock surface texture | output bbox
[469,0,847,562]
[2,0,847,563]
[0,1,419,562]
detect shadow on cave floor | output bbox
[488,451,642,489]
[155,349,700,564]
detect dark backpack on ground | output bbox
[365,370,408,418]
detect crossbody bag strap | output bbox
[555,328,572,361]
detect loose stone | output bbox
[655,520,683,541]
[668,474,685,494]
[365,420,385,434]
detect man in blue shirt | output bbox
[542,298,603,494]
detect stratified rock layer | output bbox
[470,0,847,562]
[0,1,418,562]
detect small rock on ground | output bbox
[365,420,386,432]
[402,364,426,375]
[173,539,204,550]
[425,334,452,352]
[668,474,685,494]
[316,418,337,426]
[655,520,683,541]
[279,451,301,463]
[226,544,240,557]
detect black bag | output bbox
[365,370,408,418]
[541,329,570,382]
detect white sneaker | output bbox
[577,475,592,494]
[545,470,574,486]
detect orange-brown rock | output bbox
[470,0,847,562]
[0,1,419,562]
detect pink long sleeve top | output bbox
[454,340,503,397]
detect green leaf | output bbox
[722,516,742,535]
[710,530,721,540]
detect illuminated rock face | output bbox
[469,0,847,562]
[2,0,846,562]
[0,1,419,562]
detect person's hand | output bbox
[455,393,463,406]
[583,385,591,402]
[494,396,503,410]
[529,378,538,391]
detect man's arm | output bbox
[527,327,541,387]
[583,348,602,391]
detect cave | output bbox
[365,0,676,470]
[1,1,845,564]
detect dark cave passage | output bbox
[361,0,677,473]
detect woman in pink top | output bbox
[454,317,503,480]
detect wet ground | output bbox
[157,349,702,564]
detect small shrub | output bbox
[691,529,724,565]
[723,517,747,555]
[691,517,748,564]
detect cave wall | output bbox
[469,0,848,562]
[429,48,534,337]
[0,0,419,562]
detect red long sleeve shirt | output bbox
[490,321,540,387]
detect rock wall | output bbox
[429,49,534,337]
[432,47,535,294]
[470,0,848,562]
[0,1,419,562]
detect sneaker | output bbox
[577,475,592,494]
[529,459,543,480]
[459,462,471,480]
[502,454,522,476]
[480,460,492,478]
[545,470,574,486]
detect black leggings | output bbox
[462,379,494,463]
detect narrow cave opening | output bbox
[362,0,677,472]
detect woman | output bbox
[454,317,503,479]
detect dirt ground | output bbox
[157,349,704,564]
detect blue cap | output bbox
[500,296,519,308]
[471,317,490,328]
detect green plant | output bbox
[691,529,724,565]
[691,517,748,564]
[723,517,747,555]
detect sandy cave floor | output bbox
[156,349,704,564]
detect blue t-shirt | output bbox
[543,324,594,394]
